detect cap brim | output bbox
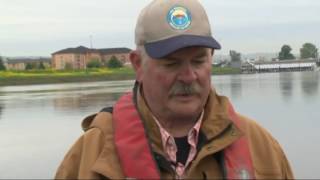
[144,35,221,59]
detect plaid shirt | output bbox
[153,111,204,178]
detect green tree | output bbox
[107,56,123,68]
[300,43,318,59]
[25,63,33,70]
[229,50,241,62]
[0,56,6,71]
[278,45,295,60]
[38,62,46,69]
[87,59,102,68]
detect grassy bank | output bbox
[0,67,241,86]
[0,67,136,86]
[212,67,242,75]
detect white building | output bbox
[242,59,318,73]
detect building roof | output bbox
[6,57,51,64]
[98,48,131,55]
[52,46,131,55]
[52,46,92,54]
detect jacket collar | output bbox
[136,85,164,155]
[202,89,237,140]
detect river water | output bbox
[0,71,319,179]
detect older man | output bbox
[55,0,294,179]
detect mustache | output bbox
[169,82,201,96]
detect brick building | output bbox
[6,57,51,70]
[51,46,131,70]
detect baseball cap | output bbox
[135,0,221,59]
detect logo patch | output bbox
[167,6,192,30]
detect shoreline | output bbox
[0,67,241,86]
[0,74,136,86]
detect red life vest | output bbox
[113,92,255,179]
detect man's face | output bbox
[138,47,213,121]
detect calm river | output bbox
[0,71,319,179]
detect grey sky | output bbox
[1,0,319,56]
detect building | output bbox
[230,60,241,68]
[6,57,51,70]
[51,46,131,70]
[242,59,318,73]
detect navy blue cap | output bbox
[144,35,221,59]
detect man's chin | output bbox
[169,106,202,118]
[170,94,199,103]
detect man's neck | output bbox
[156,112,202,137]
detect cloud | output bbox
[1,0,319,56]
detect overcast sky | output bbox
[1,0,320,57]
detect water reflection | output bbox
[0,80,134,112]
[0,73,319,178]
[230,75,242,99]
[0,104,3,120]
[53,92,123,112]
[0,87,5,121]
[279,72,294,100]
[300,72,319,97]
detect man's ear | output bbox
[129,50,144,82]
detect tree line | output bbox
[229,42,318,62]
[1,43,318,71]
[0,55,124,71]
[86,56,123,69]
[279,43,318,60]
[64,55,123,70]
[0,56,6,71]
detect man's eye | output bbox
[164,62,178,67]
[193,59,205,65]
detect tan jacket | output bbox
[55,90,294,179]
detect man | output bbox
[55,0,294,179]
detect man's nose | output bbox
[177,63,197,83]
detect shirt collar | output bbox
[152,111,204,152]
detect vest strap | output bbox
[113,92,160,179]
[224,104,255,179]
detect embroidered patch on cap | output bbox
[167,6,192,30]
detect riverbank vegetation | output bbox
[212,67,241,75]
[0,67,136,86]
[0,66,241,86]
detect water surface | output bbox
[0,72,319,178]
